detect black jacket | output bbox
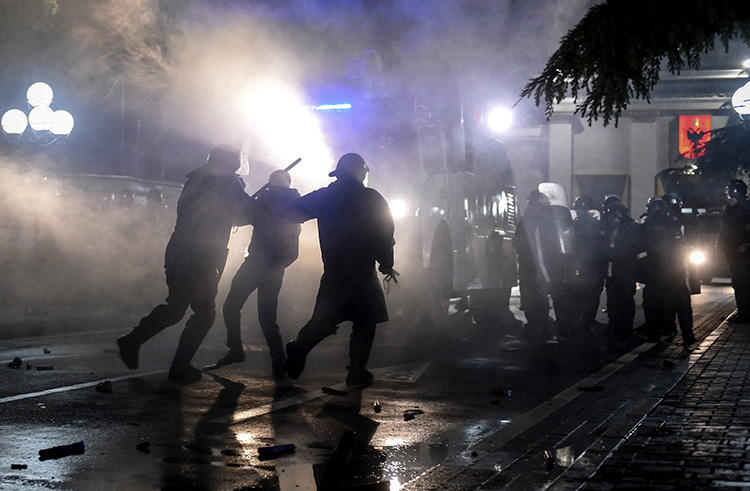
[247,186,301,267]
[164,165,253,271]
[294,177,394,277]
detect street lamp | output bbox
[2,82,74,139]
[26,82,53,107]
[1,109,28,135]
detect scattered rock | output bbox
[26,363,32,370]
[95,381,113,394]
[543,449,554,469]
[403,409,424,421]
[43,348,51,354]
[7,357,22,369]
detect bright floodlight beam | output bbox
[50,110,74,135]
[28,106,55,131]
[1,109,28,135]
[389,198,409,220]
[312,103,352,111]
[487,107,513,134]
[26,82,54,107]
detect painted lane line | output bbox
[0,370,165,404]
[225,382,350,425]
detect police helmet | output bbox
[527,189,550,208]
[726,179,748,200]
[645,196,664,214]
[661,192,683,209]
[601,194,621,212]
[206,144,241,174]
[573,194,595,212]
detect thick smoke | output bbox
[2,0,595,330]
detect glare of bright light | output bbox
[242,82,334,191]
[28,106,55,131]
[312,103,352,111]
[389,198,409,220]
[383,437,406,447]
[49,110,74,135]
[1,109,28,135]
[486,106,513,134]
[390,477,402,491]
[26,82,54,107]
[689,249,706,266]
[235,432,256,445]
[732,82,750,116]
[743,58,750,69]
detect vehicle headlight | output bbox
[689,249,706,266]
[389,198,409,220]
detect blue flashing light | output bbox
[312,103,352,111]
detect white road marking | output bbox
[0,370,165,404]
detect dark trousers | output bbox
[668,283,694,340]
[606,277,636,340]
[294,274,380,371]
[222,255,286,374]
[127,265,221,370]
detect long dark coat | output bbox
[294,177,395,324]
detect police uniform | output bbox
[117,146,253,383]
[286,154,395,387]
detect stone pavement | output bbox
[568,318,750,490]
[404,288,738,490]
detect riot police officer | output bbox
[571,194,606,332]
[513,190,554,341]
[642,193,696,344]
[602,196,640,343]
[117,145,254,384]
[285,153,396,388]
[718,179,750,323]
[637,196,664,340]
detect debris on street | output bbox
[95,381,113,394]
[7,357,22,369]
[38,441,85,461]
[10,464,27,470]
[257,443,295,460]
[36,365,54,371]
[373,399,382,413]
[136,441,151,454]
[403,409,424,421]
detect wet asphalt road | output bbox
[0,285,734,490]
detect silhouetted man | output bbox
[601,197,640,344]
[285,153,396,388]
[719,179,750,323]
[117,145,253,384]
[216,169,301,380]
[513,190,553,341]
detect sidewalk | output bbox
[568,319,750,490]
